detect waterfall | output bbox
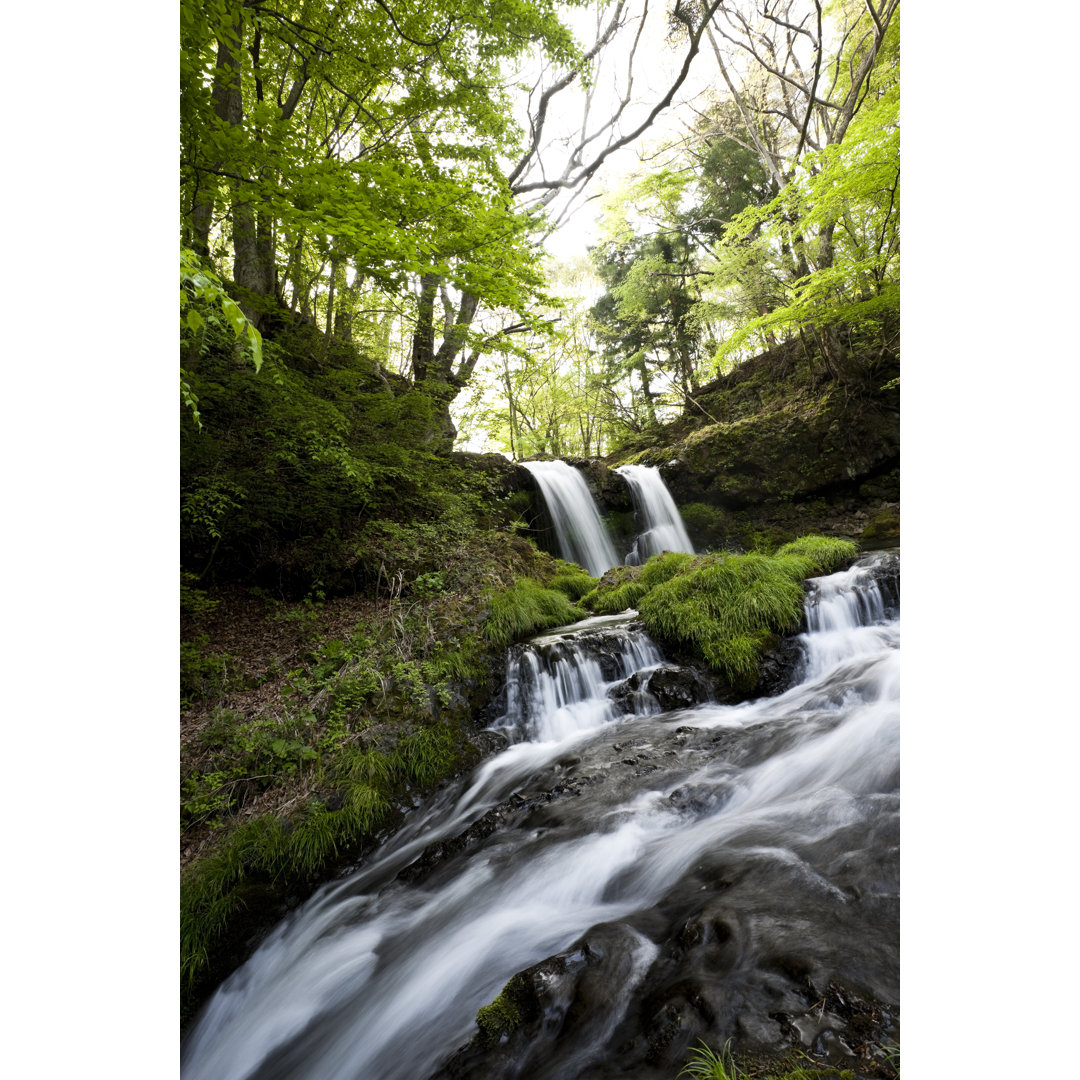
[522,460,618,577]
[182,553,900,1080]
[616,464,694,565]
[496,614,664,743]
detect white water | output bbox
[522,460,618,576]
[182,555,899,1080]
[616,464,694,564]
[497,614,664,743]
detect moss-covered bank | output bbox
[583,537,858,694]
[602,335,899,550]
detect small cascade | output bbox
[497,614,665,743]
[799,554,898,681]
[523,460,618,576]
[616,464,694,565]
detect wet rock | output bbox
[430,927,648,1080]
[755,636,808,698]
[608,664,712,713]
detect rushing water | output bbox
[522,461,618,576]
[616,464,695,565]
[182,553,899,1080]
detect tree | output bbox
[181,0,589,443]
[666,0,901,377]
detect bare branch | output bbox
[513,0,727,198]
[507,1,629,189]
[793,1,823,161]
[863,0,884,41]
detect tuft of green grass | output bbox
[547,567,599,601]
[583,551,702,614]
[483,579,588,647]
[679,1040,739,1080]
[400,724,459,787]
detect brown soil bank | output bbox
[603,334,900,551]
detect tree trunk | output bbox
[410,275,480,453]
[233,197,273,326]
[190,23,244,258]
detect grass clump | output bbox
[484,579,588,647]
[679,1040,739,1080]
[624,536,856,690]
[584,551,696,614]
[582,564,644,613]
[547,564,599,601]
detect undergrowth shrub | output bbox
[182,733,430,1004]
[180,636,235,708]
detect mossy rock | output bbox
[475,974,534,1046]
[860,508,900,542]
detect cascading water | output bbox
[616,463,695,564]
[521,460,618,576]
[182,552,900,1080]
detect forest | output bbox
[180,2,900,1078]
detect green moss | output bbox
[860,508,900,542]
[678,502,726,542]
[475,974,530,1045]
[483,579,588,647]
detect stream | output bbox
[181,551,900,1080]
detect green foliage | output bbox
[180,636,234,708]
[709,77,900,370]
[180,249,263,428]
[180,0,586,431]
[582,564,644,614]
[400,725,460,787]
[461,260,618,459]
[180,571,219,617]
[678,503,727,548]
[772,536,861,578]
[180,320,509,588]
[484,579,588,647]
[546,567,598,601]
